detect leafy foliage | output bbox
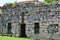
[12,1,17,7]
[44,0,57,3]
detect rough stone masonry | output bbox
[0,0,60,40]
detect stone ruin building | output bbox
[0,0,60,40]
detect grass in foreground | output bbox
[0,36,29,40]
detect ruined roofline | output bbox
[2,1,52,7]
[1,0,60,7]
[2,1,60,12]
[3,3,13,7]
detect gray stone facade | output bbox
[0,1,60,39]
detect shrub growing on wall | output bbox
[12,1,17,7]
[44,0,57,4]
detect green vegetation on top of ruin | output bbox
[44,0,58,4]
[12,1,17,8]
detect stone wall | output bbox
[0,1,60,39]
[26,12,60,38]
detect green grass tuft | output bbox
[0,36,29,40]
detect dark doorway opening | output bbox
[34,23,39,34]
[20,23,27,38]
[7,23,12,36]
